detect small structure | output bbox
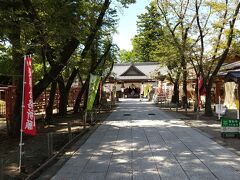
[224,71,240,119]
[105,62,169,99]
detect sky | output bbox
[113,0,152,51]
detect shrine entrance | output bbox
[123,83,141,98]
[106,62,168,100]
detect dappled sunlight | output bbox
[114,144,132,152]
[112,158,129,164]
[46,124,56,128]
[52,99,240,180]
[153,155,167,162]
[64,150,77,156]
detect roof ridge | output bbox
[114,62,160,66]
[120,64,146,76]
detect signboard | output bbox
[221,117,239,137]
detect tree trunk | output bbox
[83,80,90,110]
[182,60,188,108]
[73,79,89,113]
[73,0,110,113]
[205,84,213,116]
[45,81,57,124]
[9,25,23,137]
[203,2,240,116]
[171,71,180,105]
[58,68,78,117]
[194,80,198,111]
[58,77,68,117]
[171,81,179,104]
[33,38,79,101]
[33,0,110,101]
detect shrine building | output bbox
[105,62,168,98]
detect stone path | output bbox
[0,119,6,130]
[51,99,240,180]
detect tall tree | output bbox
[119,49,136,62]
[0,0,136,136]
[132,2,163,62]
[157,0,197,108]
[189,0,240,115]
[131,1,183,104]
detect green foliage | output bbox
[128,0,181,77]
[228,29,240,55]
[0,44,14,76]
[119,49,136,62]
[117,0,136,8]
[0,0,136,86]
[132,2,163,62]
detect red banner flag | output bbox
[22,56,36,136]
[198,76,203,108]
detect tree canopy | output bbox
[119,0,240,113]
[0,0,136,136]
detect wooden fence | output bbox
[34,87,80,114]
[0,86,80,118]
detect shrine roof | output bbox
[111,62,167,81]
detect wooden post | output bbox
[84,111,87,129]
[0,159,3,180]
[218,96,221,120]
[95,109,97,122]
[47,133,53,157]
[90,111,93,124]
[238,84,240,119]
[196,106,199,120]
[5,86,16,135]
[68,122,72,141]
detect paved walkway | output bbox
[0,119,6,130]
[51,99,240,180]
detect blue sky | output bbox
[113,0,151,50]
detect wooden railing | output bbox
[0,86,80,119]
[34,87,80,114]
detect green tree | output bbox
[157,0,197,108]
[0,45,13,84]
[118,49,136,62]
[0,0,136,136]
[132,1,163,62]
[188,0,240,116]
[131,1,181,104]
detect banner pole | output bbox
[218,96,221,120]
[99,79,102,104]
[19,55,26,172]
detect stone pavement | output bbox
[51,99,240,180]
[0,119,6,130]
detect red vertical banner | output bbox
[22,56,36,136]
[198,76,203,109]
